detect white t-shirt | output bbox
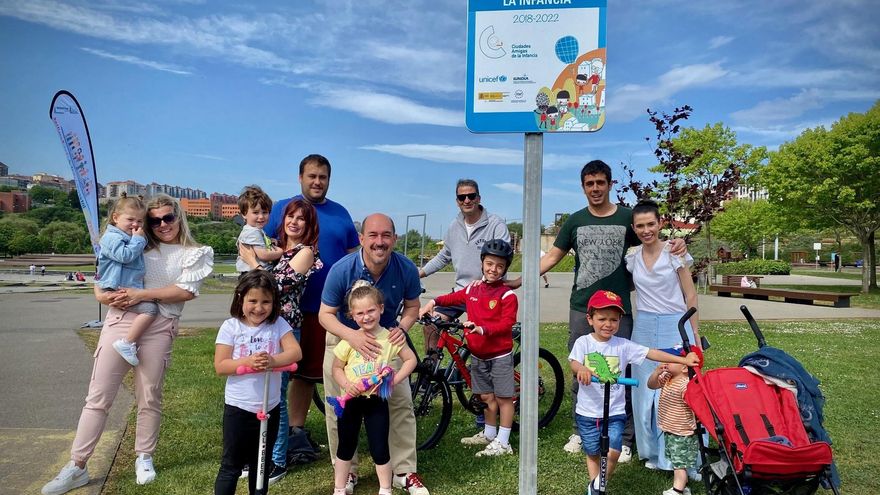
[236,224,274,272]
[625,242,694,314]
[568,334,649,417]
[215,317,292,413]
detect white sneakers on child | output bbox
[112,338,139,366]
[475,439,513,457]
[662,488,692,495]
[563,433,582,453]
[345,472,358,494]
[618,445,633,463]
[41,461,89,495]
[135,453,157,485]
[460,431,492,446]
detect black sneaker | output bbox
[268,464,287,485]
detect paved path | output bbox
[1,270,877,494]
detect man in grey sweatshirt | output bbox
[419,179,510,350]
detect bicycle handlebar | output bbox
[236,362,299,376]
[418,314,474,333]
[591,376,639,387]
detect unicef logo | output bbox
[478,74,508,83]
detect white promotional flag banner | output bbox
[49,90,101,256]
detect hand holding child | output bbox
[684,351,700,367]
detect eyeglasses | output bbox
[147,213,177,227]
[456,193,478,202]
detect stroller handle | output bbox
[677,307,698,352]
[739,305,767,348]
[591,376,639,387]
[236,362,299,375]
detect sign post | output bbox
[466,2,607,493]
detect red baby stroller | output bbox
[676,306,839,495]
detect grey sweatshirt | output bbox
[422,206,511,290]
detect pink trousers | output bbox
[70,308,179,463]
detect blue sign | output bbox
[466,0,607,133]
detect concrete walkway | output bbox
[1,270,877,494]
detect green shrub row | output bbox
[713,259,791,275]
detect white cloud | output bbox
[609,62,729,122]
[174,151,227,161]
[492,182,581,198]
[361,144,587,170]
[81,47,191,75]
[731,88,880,125]
[709,35,734,49]
[312,90,463,127]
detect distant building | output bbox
[1,174,32,190]
[210,193,238,220]
[0,161,8,176]
[180,197,211,218]
[734,185,769,202]
[31,172,73,192]
[0,191,30,213]
[105,180,147,201]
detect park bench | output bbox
[709,285,854,308]
[720,274,764,287]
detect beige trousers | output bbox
[70,308,178,462]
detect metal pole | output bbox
[774,235,779,260]
[420,214,427,268]
[404,217,411,259]
[519,132,542,495]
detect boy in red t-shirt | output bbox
[419,239,518,457]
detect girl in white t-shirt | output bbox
[213,270,302,495]
[625,200,701,474]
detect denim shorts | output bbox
[576,413,627,455]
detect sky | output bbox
[1,0,878,238]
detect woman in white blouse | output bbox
[43,194,213,495]
[625,200,700,473]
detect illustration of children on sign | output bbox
[534,92,550,129]
[556,90,570,115]
[589,58,604,109]
[546,105,559,130]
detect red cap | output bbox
[587,290,625,314]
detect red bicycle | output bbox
[408,314,564,450]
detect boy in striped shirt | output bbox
[649,362,698,495]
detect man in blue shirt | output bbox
[320,213,429,495]
[263,154,360,483]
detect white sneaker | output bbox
[563,433,582,453]
[42,461,89,495]
[460,431,492,446]
[475,439,514,457]
[345,472,358,494]
[645,460,659,470]
[135,453,157,485]
[662,488,692,495]
[240,465,249,479]
[392,472,429,495]
[112,338,139,366]
[618,445,632,463]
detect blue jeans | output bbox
[271,327,301,468]
[631,312,701,470]
[576,413,626,455]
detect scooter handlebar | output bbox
[591,376,639,387]
[236,362,299,375]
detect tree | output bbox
[39,221,89,253]
[711,200,786,256]
[617,107,768,263]
[762,101,880,292]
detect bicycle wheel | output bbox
[513,347,564,429]
[410,367,452,450]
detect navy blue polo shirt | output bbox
[321,249,421,330]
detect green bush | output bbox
[713,259,791,275]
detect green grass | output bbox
[88,320,878,494]
[790,268,872,281]
[762,284,880,310]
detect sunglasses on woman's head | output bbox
[456,192,478,202]
[147,213,177,227]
